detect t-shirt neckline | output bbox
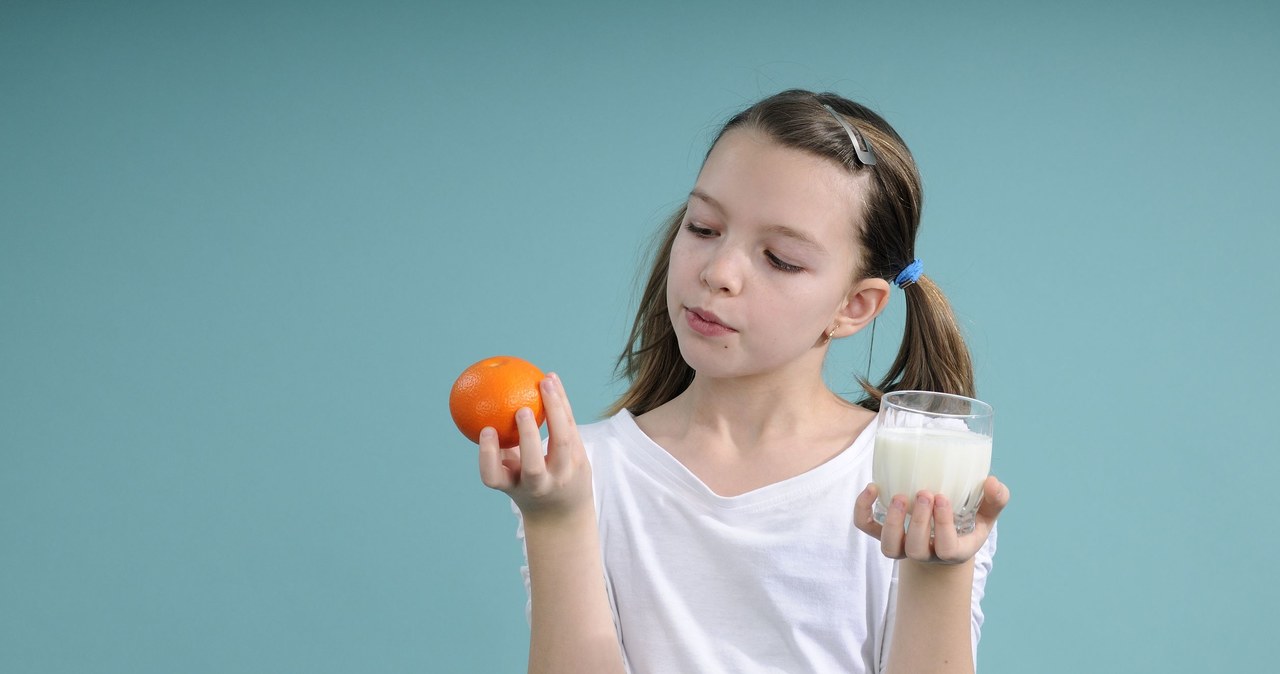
[612,409,876,511]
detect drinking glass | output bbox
[871,391,994,535]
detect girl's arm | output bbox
[478,373,625,674]
[521,506,622,674]
[856,478,1011,674]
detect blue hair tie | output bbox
[894,259,922,288]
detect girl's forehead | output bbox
[694,128,869,237]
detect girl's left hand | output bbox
[853,476,1010,564]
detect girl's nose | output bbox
[700,248,744,295]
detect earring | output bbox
[825,326,839,342]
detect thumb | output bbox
[976,476,1010,523]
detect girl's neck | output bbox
[633,368,874,497]
[647,368,867,457]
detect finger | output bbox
[853,483,884,539]
[904,491,936,561]
[478,427,514,491]
[550,372,578,421]
[500,445,521,474]
[931,493,962,561]
[540,374,582,472]
[516,407,547,481]
[880,494,909,559]
[975,476,1011,526]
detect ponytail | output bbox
[858,274,975,411]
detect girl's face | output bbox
[667,128,876,381]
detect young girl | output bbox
[477,89,1010,674]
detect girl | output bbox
[478,89,1010,674]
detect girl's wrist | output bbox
[899,556,975,584]
[522,502,598,537]
[522,506,603,569]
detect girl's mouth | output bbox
[686,308,736,337]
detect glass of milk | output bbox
[871,391,994,535]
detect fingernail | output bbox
[916,493,930,507]
[516,407,532,421]
[892,496,907,512]
[935,494,950,510]
[480,427,496,441]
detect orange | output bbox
[449,355,546,447]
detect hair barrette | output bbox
[822,104,877,166]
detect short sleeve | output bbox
[511,498,533,625]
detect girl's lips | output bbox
[685,307,736,337]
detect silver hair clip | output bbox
[822,104,877,166]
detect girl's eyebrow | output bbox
[762,224,823,252]
[689,189,728,215]
[689,189,825,252]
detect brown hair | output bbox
[608,89,974,416]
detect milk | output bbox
[873,426,992,519]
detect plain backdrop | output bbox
[3,1,1277,672]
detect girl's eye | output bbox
[766,251,803,273]
[684,222,716,238]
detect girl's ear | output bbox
[830,278,890,339]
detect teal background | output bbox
[3,1,1277,671]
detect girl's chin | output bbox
[676,341,732,372]
[677,339,823,383]
[676,343,763,380]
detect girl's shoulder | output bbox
[576,408,691,481]
[576,409,644,455]
[580,408,633,433]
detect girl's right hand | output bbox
[477,372,595,524]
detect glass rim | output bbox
[880,390,994,418]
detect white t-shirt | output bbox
[513,410,997,673]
